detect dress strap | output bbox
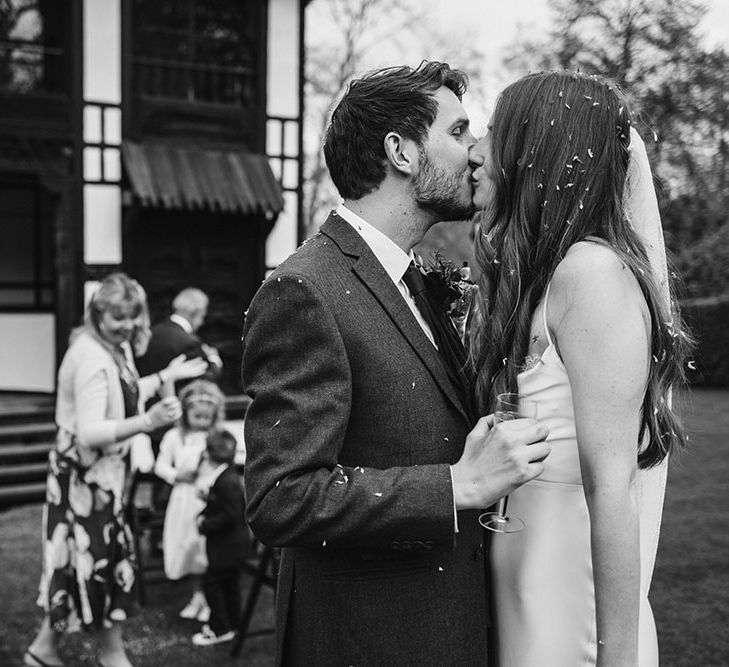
[542,282,554,347]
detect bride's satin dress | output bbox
[489,292,665,667]
[490,127,669,666]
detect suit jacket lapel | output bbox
[321,214,469,423]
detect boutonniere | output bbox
[420,252,477,331]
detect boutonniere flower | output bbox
[420,252,477,336]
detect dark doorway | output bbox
[125,207,266,393]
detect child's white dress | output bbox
[155,429,214,580]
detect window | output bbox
[0,0,71,95]
[132,0,261,106]
[0,175,54,309]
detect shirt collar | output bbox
[170,313,193,334]
[336,203,412,284]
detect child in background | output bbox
[192,429,249,647]
[154,379,225,622]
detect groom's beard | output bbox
[414,148,475,221]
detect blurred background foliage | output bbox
[304,0,728,383]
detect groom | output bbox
[241,61,550,666]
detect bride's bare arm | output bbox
[551,242,648,666]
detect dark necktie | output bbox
[402,262,473,417]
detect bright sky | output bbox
[425,0,729,132]
[434,0,729,56]
[307,0,729,137]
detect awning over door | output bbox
[121,141,284,216]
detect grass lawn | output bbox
[1,387,727,666]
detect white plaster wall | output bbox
[267,0,299,118]
[83,0,121,103]
[0,314,56,391]
[266,0,300,267]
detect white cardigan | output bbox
[55,331,158,448]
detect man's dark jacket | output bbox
[242,212,488,666]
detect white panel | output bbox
[84,147,102,181]
[84,184,122,263]
[83,105,102,143]
[267,118,283,155]
[104,148,122,182]
[0,314,56,391]
[267,0,299,117]
[84,0,121,103]
[282,159,298,189]
[284,121,299,156]
[265,191,298,266]
[104,107,122,145]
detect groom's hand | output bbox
[451,416,550,511]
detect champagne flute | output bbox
[479,392,538,533]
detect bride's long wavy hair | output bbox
[469,71,692,468]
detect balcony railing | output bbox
[132,57,256,107]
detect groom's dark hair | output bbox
[323,60,468,200]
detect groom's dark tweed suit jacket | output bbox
[242,212,487,666]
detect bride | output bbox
[468,71,692,666]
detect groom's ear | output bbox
[383,132,416,176]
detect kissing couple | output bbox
[242,61,691,666]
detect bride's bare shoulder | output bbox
[551,241,644,312]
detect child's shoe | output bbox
[179,592,205,619]
[192,624,236,647]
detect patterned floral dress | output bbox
[38,372,139,632]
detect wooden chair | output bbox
[230,543,279,657]
[126,470,168,606]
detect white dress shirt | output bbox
[170,313,193,333]
[335,204,437,348]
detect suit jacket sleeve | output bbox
[242,273,454,551]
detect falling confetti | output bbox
[411,382,416,389]
[270,419,281,430]
[687,360,696,370]
[374,492,383,497]
[587,149,594,158]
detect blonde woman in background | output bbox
[25,273,207,667]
